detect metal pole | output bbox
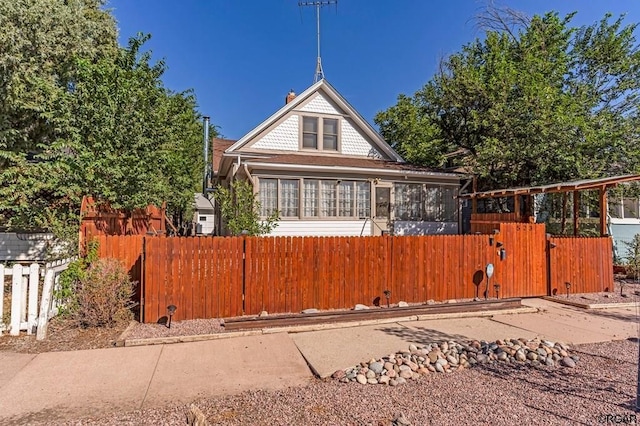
[203,116,210,195]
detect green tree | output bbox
[0,2,213,249]
[0,0,118,232]
[214,180,279,236]
[375,10,640,191]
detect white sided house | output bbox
[214,80,463,237]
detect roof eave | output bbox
[244,161,463,180]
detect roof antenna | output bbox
[298,1,337,83]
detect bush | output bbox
[75,258,135,328]
[56,239,99,316]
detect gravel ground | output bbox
[548,279,640,305]
[53,339,638,426]
[119,318,226,340]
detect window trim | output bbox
[298,114,341,152]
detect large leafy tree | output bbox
[375,10,640,191]
[0,1,211,247]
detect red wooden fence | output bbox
[143,236,244,322]
[80,196,165,253]
[93,224,614,323]
[95,235,144,286]
[549,236,613,295]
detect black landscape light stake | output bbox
[383,290,391,308]
[167,304,177,328]
[494,283,501,299]
[565,282,571,299]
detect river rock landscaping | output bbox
[334,337,578,385]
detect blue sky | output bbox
[106,1,640,140]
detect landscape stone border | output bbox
[334,337,578,386]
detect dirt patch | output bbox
[0,317,127,354]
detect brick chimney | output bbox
[285,89,296,104]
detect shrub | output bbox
[56,239,99,316]
[75,258,135,327]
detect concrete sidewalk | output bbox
[1,298,638,423]
[292,298,640,378]
[0,333,313,425]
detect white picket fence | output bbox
[0,258,74,340]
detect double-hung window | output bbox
[259,179,278,217]
[301,116,339,151]
[302,117,318,149]
[259,178,299,217]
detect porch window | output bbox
[259,179,278,216]
[320,181,337,217]
[303,180,319,217]
[280,179,299,217]
[338,181,354,217]
[356,181,371,218]
[302,117,318,149]
[394,183,458,222]
[395,183,423,220]
[259,177,372,219]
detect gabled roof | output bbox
[225,79,404,162]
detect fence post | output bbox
[27,263,40,334]
[141,236,145,323]
[10,264,22,336]
[36,268,55,341]
[0,265,4,334]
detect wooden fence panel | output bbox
[111,227,617,322]
[140,236,244,322]
[549,236,613,295]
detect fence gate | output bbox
[548,236,612,295]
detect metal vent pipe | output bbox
[203,116,210,194]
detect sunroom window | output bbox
[394,183,457,222]
[259,178,371,219]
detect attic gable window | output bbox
[301,116,339,151]
[323,118,338,150]
[302,117,318,149]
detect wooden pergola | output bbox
[459,174,640,236]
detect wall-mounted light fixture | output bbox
[488,229,500,246]
[499,248,507,261]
